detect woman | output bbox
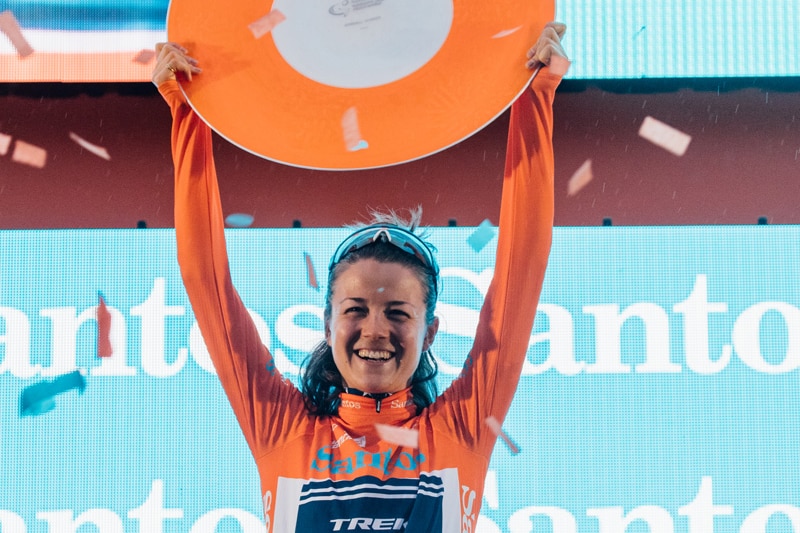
[154,22,567,532]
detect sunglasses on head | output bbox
[329,224,440,294]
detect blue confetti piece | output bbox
[225,213,254,227]
[467,219,496,253]
[20,369,86,417]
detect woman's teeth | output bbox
[357,350,392,361]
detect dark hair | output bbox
[300,209,440,416]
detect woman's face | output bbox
[325,258,439,394]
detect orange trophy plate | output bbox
[167,0,554,169]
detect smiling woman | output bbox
[155,22,567,533]
[330,259,433,394]
[302,223,443,415]
[326,252,437,396]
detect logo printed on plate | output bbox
[271,0,453,88]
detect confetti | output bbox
[0,10,34,58]
[0,132,11,155]
[304,252,319,290]
[492,26,523,39]
[20,370,86,417]
[485,416,520,454]
[341,107,369,152]
[547,54,571,77]
[69,132,111,160]
[638,115,692,157]
[225,213,254,227]
[375,423,419,449]
[11,139,46,168]
[97,293,112,358]
[567,158,593,196]
[248,9,286,39]
[467,219,496,253]
[132,49,156,64]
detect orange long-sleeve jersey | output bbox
[160,68,559,533]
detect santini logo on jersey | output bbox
[311,445,426,475]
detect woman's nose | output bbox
[361,312,389,338]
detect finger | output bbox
[152,43,200,85]
[545,21,567,39]
[161,47,200,79]
[526,27,568,69]
[527,47,550,69]
[526,22,567,59]
[529,41,570,69]
[155,42,189,64]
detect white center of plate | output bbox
[271,0,454,89]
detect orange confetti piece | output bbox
[248,9,286,39]
[97,293,113,358]
[132,49,156,64]
[0,10,34,58]
[485,416,520,454]
[567,159,593,196]
[11,139,46,168]
[304,252,319,290]
[375,423,419,449]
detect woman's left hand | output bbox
[526,22,568,70]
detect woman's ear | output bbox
[325,320,332,346]
[423,316,440,351]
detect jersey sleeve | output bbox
[434,68,561,454]
[159,81,307,457]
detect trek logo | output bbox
[330,517,406,531]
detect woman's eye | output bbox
[388,309,410,319]
[345,306,365,314]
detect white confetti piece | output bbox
[567,158,593,196]
[0,132,11,156]
[492,26,523,39]
[11,139,46,168]
[638,115,692,156]
[485,416,520,454]
[375,423,419,449]
[0,10,34,58]
[69,132,111,160]
[342,107,369,152]
[248,9,286,39]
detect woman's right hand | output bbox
[152,42,202,86]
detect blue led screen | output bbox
[2,225,799,532]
